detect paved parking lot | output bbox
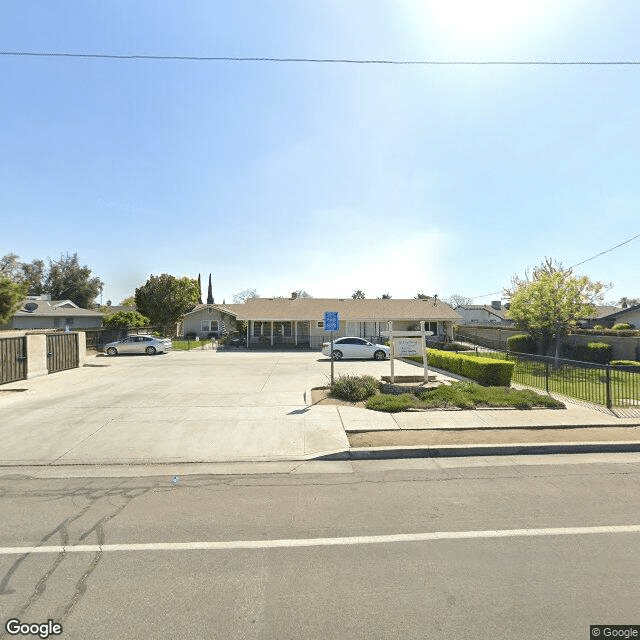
[0,349,422,465]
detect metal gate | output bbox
[46,333,79,374]
[0,337,27,384]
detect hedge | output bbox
[611,360,640,373]
[427,349,515,386]
[507,334,536,354]
[562,341,613,364]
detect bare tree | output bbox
[232,289,259,304]
[352,290,366,299]
[444,293,474,308]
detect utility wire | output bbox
[470,232,640,300]
[2,51,640,65]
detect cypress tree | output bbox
[207,274,214,304]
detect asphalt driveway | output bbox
[0,349,420,465]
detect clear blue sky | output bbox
[2,1,639,305]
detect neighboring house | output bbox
[454,302,514,325]
[576,306,622,328]
[181,304,238,338]
[231,296,461,348]
[591,304,640,329]
[10,295,103,330]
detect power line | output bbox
[470,232,640,300]
[2,51,640,65]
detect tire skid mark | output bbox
[0,485,151,636]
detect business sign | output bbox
[323,312,339,332]
[393,338,423,357]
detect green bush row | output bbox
[506,334,536,354]
[562,341,613,364]
[427,349,515,386]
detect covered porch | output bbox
[247,320,311,348]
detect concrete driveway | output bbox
[0,349,421,465]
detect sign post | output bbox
[323,312,339,387]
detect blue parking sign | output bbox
[324,312,339,332]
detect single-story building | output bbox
[230,296,461,348]
[592,304,640,329]
[577,305,623,329]
[9,295,103,330]
[454,302,514,325]
[181,303,238,338]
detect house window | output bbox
[65,318,74,325]
[253,321,264,337]
[201,321,210,332]
[317,321,323,329]
[210,320,219,333]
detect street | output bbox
[1,455,639,639]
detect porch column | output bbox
[246,321,250,347]
[294,321,298,346]
[270,321,273,346]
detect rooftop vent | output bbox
[24,302,38,312]
[491,301,502,310]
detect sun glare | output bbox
[425,0,541,46]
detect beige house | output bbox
[10,296,103,330]
[454,302,514,325]
[181,304,238,338]
[231,297,461,348]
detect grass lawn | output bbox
[171,339,214,351]
[364,382,564,413]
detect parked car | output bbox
[321,337,389,360]
[104,335,172,356]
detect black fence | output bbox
[84,326,170,352]
[465,348,640,417]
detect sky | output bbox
[1,0,639,306]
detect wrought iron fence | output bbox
[466,348,640,416]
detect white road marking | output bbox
[1,524,640,555]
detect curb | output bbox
[318,441,640,460]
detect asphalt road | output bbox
[1,455,640,640]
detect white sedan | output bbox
[321,337,390,360]
[104,335,172,356]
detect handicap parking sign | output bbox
[324,312,339,332]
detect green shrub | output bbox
[427,349,515,386]
[562,341,612,364]
[331,375,380,402]
[365,393,417,412]
[611,360,640,373]
[103,310,150,328]
[593,324,604,331]
[440,341,474,352]
[184,332,197,339]
[612,323,632,330]
[507,334,536,354]
[417,382,563,409]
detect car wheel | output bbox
[332,350,343,360]
[145,346,157,355]
[374,350,386,360]
[106,347,118,356]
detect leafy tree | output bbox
[232,289,259,303]
[379,293,392,299]
[415,293,430,300]
[0,277,28,325]
[120,295,136,307]
[505,258,609,362]
[44,253,104,308]
[445,293,474,307]
[135,274,200,327]
[207,274,214,304]
[0,252,103,306]
[103,310,151,328]
[352,290,366,299]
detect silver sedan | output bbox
[104,335,172,356]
